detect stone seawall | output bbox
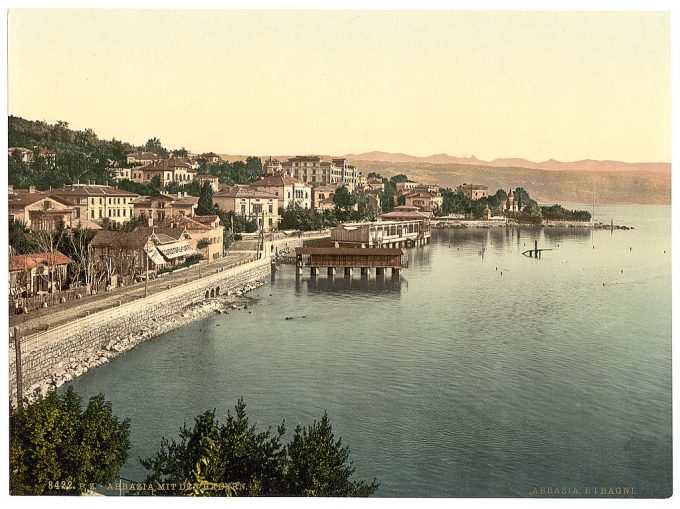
[10,258,272,405]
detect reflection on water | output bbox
[433,226,593,252]
[293,273,405,293]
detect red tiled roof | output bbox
[73,218,103,230]
[8,190,76,208]
[405,190,439,198]
[251,174,303,187]
[288,155,321,162]
[131,194,197,206]
[9,251,72,271]
[214,186,278,199]
[156,215,210,230]
[90,229,180,250]
[133,227,188,241]
[52,185,138,198]
[296,247,403,256]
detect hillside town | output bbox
[10,151,507,292]
[9,133,595,318]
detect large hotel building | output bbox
[282,156,359,189]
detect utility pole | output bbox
[144,247,149,298]
[13,327,23,412]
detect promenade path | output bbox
[10,251,255,337]
[10,231,331,338]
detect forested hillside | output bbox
[8,116,142,189]
[7,116,267,192]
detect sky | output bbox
[7,9,672,162]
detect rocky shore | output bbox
[24,277,269,403]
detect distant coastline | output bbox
[213,153,670,206]
[349,160,671,206]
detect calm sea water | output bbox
[64,205,672,497]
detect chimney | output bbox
[29,186,36,194]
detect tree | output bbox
[245,157,264,182]
[28,225,69,292]
[10,387,130,495]
[8,152,34,189]
[118,178,153,196]
[59,226,96,286]
[121,214,150,231]
[541,204,591,221]
[149,175,162,196]
[196,183,215,215]
[287,412,378,496]
[389,174,409,185]
[333,186,354,213]
[145,137,168,158]
[215,210,258,247]
[279,203,330,231]
[380,177,397,213]
[513,187,538,213]
[9,220,36,255]
[354,189,368,215]
[140,399,378,497]
[439,188,471,216]
[140,399,287,496]
[171,147,189,158]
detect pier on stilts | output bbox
[522,240,553,259]
[295,247,406,277]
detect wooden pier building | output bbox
[295,247,405,276]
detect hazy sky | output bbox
[7,9,671,162]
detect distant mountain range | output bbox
[341,151,670,174]
[218,150,670,204]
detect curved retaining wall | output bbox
[10,258,272,404]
